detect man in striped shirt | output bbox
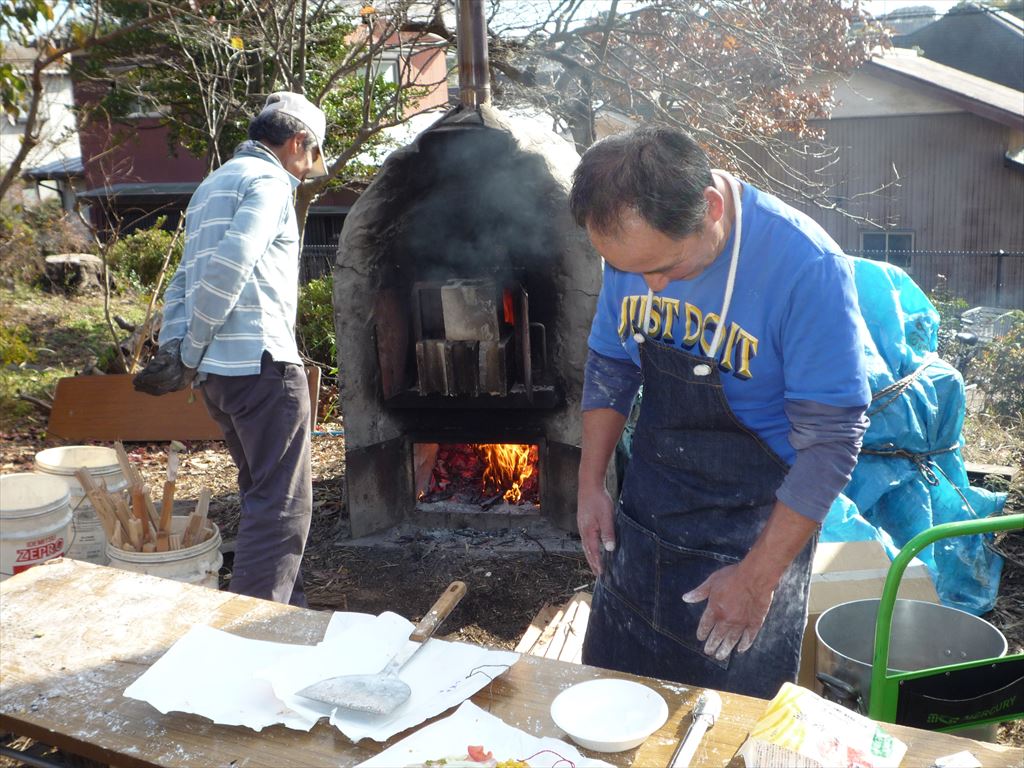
[155,92,328,606]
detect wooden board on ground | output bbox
[516,592,591,664]
[964,461,1019,483]
[47,367,321,442]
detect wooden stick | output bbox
[127,518,144,551]
[182,487,211,548]
[89,494,118,540]
[131,486,151,544]
[76,470,133,548]
[141,484,161,531]
[113,441,142,487]
[159,481,175,532]
[74,469,117,540]
[160,441,185,533]
[156,532,170,552]
[116,497,142,550]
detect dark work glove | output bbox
[132,338,197,396]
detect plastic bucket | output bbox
[0,473,73,580]
[106,516,222,589]
[816,598,1007,741]
[34,445,127,566]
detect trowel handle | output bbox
[411,581,467,642]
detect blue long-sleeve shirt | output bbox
[160,141,302,377]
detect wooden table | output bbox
[2,560,1020,768]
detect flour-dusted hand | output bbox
[682,563,775,661]
[577,484,615,576]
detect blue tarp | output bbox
[821,258,1007,615]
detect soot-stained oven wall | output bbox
[334,105,602,537]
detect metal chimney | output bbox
[456,0,490,107]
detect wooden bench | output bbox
[515,592,592,663]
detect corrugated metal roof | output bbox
[77,182,199,199]
[23,156,84,179]
[895,3,1024,91]
[867,49,1024,129]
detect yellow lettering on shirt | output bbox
[733,329,759,379]
[616,294,760,380]
[660,297,680,342]
[682,302,702,346]
[718,322,742,373]
[617,295,641,337]
[644,295,662,337]
[699,312,722,357]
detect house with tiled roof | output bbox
[1,43,84,210]
[894,2,1024,92]
[775,48,1023,307]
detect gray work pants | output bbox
[201,353,312,606]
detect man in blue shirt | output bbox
[571,126,870,697]
[138,92,327,606]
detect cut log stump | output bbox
[43,253,106,295]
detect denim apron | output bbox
[581,174,816,699]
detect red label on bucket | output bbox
[13,536,65,573]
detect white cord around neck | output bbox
[706,171,742,359]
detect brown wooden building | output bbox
[789,50,1024,308]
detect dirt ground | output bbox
[1,408,1022,761]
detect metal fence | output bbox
[845,250,1023,309]
[300,244,337,284]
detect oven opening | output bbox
[414,442,541,515]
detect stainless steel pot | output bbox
[815,597,1007,742]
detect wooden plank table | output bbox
[2,560,1021,768]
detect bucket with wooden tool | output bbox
[298,580,467,715]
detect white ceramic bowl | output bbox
[549,678,669,753]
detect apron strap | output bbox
[707,170,743,359]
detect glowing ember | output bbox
[503,288,515,325]
[481,443,536,503]
[421,443,539,506]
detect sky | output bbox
[3,1,999,44]
[861,0,960,17]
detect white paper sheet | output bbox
[261,611,520,742]
[123,612,520,741]
[123,624,320,731]
[357,701,614,767]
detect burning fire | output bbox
[419,443,539,505]
[481,443,536,503]
[502,288,515,325]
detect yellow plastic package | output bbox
[738,683,908,768]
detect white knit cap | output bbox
[259,91,328,178]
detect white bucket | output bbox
[106,516,223,590]
[34,445,127,566]
[0,473,73,580]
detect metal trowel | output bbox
[297,580,467,716]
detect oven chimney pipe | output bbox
[456,0,490,107]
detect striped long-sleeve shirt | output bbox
[160,141,302,378]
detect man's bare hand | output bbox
[577,485,615,576]
[681,564,775,661]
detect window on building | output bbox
[861,231,914,271]
[371,53,401,84]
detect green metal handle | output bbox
[867,513,1024,720]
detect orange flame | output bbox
[503,289,515,325]
[480,443,535,503]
